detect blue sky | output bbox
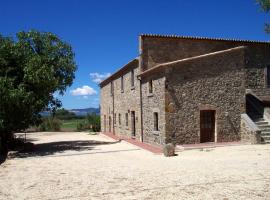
[0,0,269,109]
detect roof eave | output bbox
[99,58,139,87]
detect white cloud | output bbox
[70,85,97,96]
[90,72,111,83]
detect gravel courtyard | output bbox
[0,132,270,200]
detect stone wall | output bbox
[164,48,246,144]
[100,81,114,133]
[140,36,250,72]
[141,72,166,145]
[101,35,270,146]
[100,61,142,140]
[244,46,270,98]
[240,114,261,144]
[113,63,142,140]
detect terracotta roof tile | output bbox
[140,34,270,44]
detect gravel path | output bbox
[0,132,270,200]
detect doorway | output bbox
[131,111,136,137]
[200,110,215,143]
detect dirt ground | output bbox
[0,132,270,200]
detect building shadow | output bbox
[9,139,121,158]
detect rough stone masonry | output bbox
[100,34,270,146]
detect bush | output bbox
[75,114,100,132]
[38,117,62,131]
[76,121,90,131]
[86,114,100,132]
[76,122,85,131]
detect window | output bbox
[125,113,128,126]
[131,69,135,87]
[114,113,116,124]
[154,112,159,131]
[104,115,106,131]
[267,66,270,87]
[119,113,121,125]
[110,82,114,95]
[149,80,153,94]
[121,76,124,92]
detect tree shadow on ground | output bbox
[9,140,121,158]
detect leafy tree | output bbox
[0,30,76,154]
[257,0,270,33]
[54,108,76,120]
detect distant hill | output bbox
[69,107,100,116]
[40,107,100,117]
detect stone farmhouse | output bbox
[100,34,270,146]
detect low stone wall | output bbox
[240,114,261,144]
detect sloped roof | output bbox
[140,34,270,44]
[138,46,246,77]
[99,58,139,87]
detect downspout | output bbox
[113,81,115,134]
[139,35,144,142]
[139,77,144,142]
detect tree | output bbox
[54,108,76,120]
[0,30,76,154]
[257,0,270,33]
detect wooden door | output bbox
[200,110,215,143]
[131,111,136,137]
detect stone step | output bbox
[261,133,270,137]
[257,125,270,129]
[261,129,270,132]
[253,118,265,122]
[252,117,265,121]
[255,121,269,125]
[261,129,270,133]
[262,135,270,141]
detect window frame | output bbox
[121,76,124,92]
[266,65,270,87]
[125,113,128,126]
[148,79,153,94]
[131,69,135,88]
[110,81,114,96]
[153,112,159,131]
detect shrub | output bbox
[86,114,100,132]
[76,121,90,131]
[38,117,62,131]
[76,122,85,131]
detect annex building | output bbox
[100,34,270,145]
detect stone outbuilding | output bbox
[100,34,270,146]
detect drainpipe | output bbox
[139,77,144,142]
[138,35,144,142]
[113,81,115,134]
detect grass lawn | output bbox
[61,118,86,131]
